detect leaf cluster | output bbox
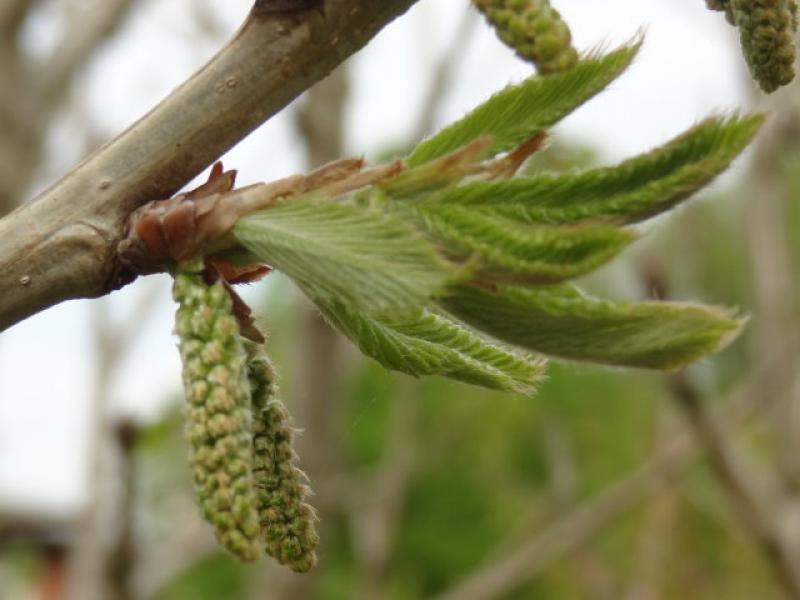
[232,42,762,396]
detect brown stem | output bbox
[433,362,795,600]
[667,373,800,599]
[0,0,419,332]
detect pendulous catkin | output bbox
[708,0,798,92]
[173,261,262,562]
[474,0,578,74]
[706,0,736,23]
[246,343,320,573]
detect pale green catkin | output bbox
[474,0,578,74]
[173,262,261,562]
[246,343,320,573]
[708,0,798,92]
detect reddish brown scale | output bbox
[131,207,171,265]
[186,162,236,199]
[120,162,270,275]
[304,158,365,189]
[210,261,272,285]
[482,131,549,179]
[118,162,272,342]
[201,264,267,344]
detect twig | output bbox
[0,0,419,332]
[745,94,800,491]
[433,364,795,600]
[434,440,685,600]
[641,249,800,596]
[622,407,680,600]
[541,414,616,600]
[667,372,800,598]
[351,377,420,598]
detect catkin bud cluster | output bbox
[706,0,736,24]
[173,262,262,562]
[474,0,578,74]
[247,345,320,573]
[708,0,798,92]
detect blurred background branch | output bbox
[0,0,137,216]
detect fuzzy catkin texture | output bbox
[474,0,578,74]
[734,0,797,92]
[247,345,320,573]
[173,263,262,563]
[706,0,736,24]
[711,0,798,92]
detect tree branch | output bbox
[433,364,793,600]
[0,0,419,332]
[668,373,800,598]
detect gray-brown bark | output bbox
[0,0,419,332]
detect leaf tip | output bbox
[660,305,747,372]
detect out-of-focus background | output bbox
[3,1,800,598]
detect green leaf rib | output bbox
[410,114,764,225]
[234,200,457,314]
[411,204,635,284]
[438,283,744,370]
[315,297,546,396]
[406,42,641,166]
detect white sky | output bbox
[0,0,751,515]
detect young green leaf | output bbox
[406,42,640,166]
[438,283,744,370]
[314,297,546,396]
[410,114,763,225]
[411,203,635,284]
[233,200,457,314]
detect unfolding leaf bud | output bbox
[474,0,578,74]
[172,260,261,563]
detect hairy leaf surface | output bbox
[406,43,640,166]
[315,297,546,396]
[234,201,456,313]
[412,204,634,283]
[413,115,763,224]
[439,284,743,370]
